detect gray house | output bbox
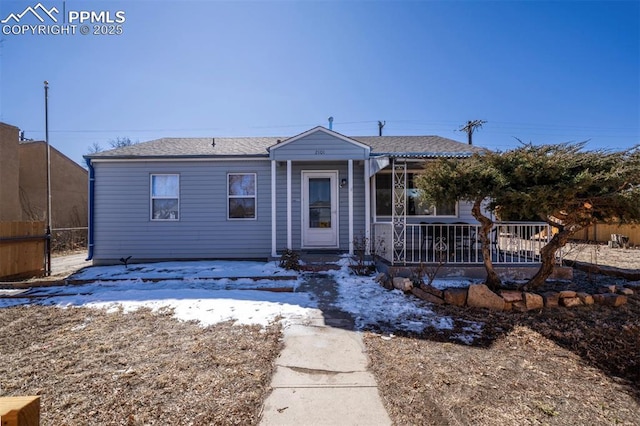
[85,126,508,265]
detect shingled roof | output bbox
[86,134,486,159]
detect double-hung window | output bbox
[375,172,457,217]
[150,174,179,220]
[228,173,256,219]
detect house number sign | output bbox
[315,150,326,155]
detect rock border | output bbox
[376,274,639,311]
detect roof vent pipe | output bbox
[212,138,215,147]
[328,116,333,130]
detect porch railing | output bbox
[372,221,555,265]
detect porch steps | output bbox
[299,252,344,272]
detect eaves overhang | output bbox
[85,154,270,162]
[372,152,477,159]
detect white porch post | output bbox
[364,159,371,254]
[392,159,407,265]
[348,159,354,255]
[271,160,277,257]
[286,160,292,250]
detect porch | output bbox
[372,221,554,266]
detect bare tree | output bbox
[109,137,136,149]
[86,142,103,154]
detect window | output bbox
[228,173,256,219]
[150,174,179,220]
[375,173,456,217]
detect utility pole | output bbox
[459,119,487,145]
[377,120,386,136]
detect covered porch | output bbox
[371,158,554,267]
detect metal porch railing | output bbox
[372,221,554,265]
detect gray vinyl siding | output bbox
[92,160,272,262]
[270,133,368,161]
[274,161,366,252]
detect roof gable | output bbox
[268,126,371,161]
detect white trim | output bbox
[150,173,180,221]
[364,159,371,254]
[268,126,371,153]
[301,170,340,249]
[271,160,277,257]
[372,172,377,224]
[348,159,354,255]
[227,172,257,220]
[286,160,292,250]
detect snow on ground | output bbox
[0,258,484,341]
[71,260,295,281]
[327,256,481,337]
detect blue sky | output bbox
[1,0,638,165]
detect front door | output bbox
[302,171,338,248]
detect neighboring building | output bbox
[0,123,21,222]
[0,121,88,228]
[85,126,489,265]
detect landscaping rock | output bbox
[376,273,393,290]
[411,287,444,305]
[559,290,577,298]
[597,285,617,294]
[420,284,444,298]
[542,292,560,308]
[561,297,583,308]
[523,292,544,311]
[512,301,527,312]
[467,284,505,311]
[593,293,628,307]
[576,292,594,305]
[500,290,523,303]
[393,277,413,292]
[443,288,467,307]
[617,287,634,296]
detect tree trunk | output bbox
[525,226,578,290]
[471,198,501,291]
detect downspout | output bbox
[85,157,95,261]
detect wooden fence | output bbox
[571,223,640,246]
[0,221,46,279]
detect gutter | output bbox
[85,157,95,261]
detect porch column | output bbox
[392,159,407,265]
[364,159,371,254]
[348,159,354,255]
[286,160,292,250]
[271,160,277,257]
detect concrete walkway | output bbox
[51,252,91,277]
[260,273,392,426]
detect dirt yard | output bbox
[365,246,640,426]
[0,306,282,425]
[1,244,638,425]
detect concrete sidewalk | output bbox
[259,273,392,426]
[51,253,91,276]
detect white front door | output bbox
[302,171,338,248]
